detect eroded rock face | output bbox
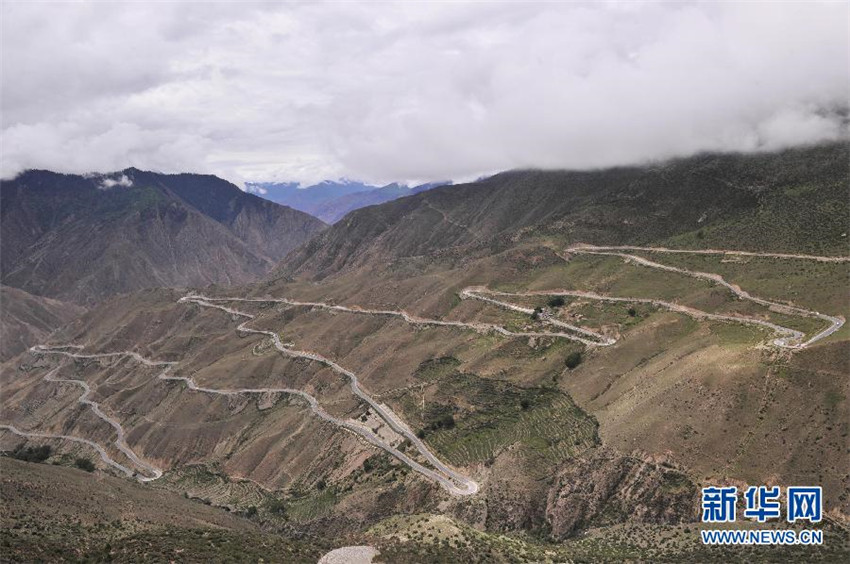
[546,448,698,540]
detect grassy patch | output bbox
[286,488,339,522]
[401,361,599,467]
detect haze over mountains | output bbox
[247,179,451,223]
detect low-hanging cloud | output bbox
[1,2,847,187]
[98,174,133,190]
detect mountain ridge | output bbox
[276,142,849,281]
[247,179,451,223]
[0,169,326,304]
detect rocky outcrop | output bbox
[546,448,698,540]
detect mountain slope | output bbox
[0,285,84,360]
[0,169,326,304]
[0,458,323,562]
[313,181,451,224]
[279,142,849,280]
[128,169,326,261]
[2,142,847,557]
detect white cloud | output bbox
[98,174,133,190]
[1,2,847,187]
[245,184,268,195]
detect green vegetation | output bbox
[565,351,582,369]
[152,464,272,515]
[664,176,850,256]
[0,526,323,563]
[547,296,566,308]
[286,488,339,522]
[414,356,462,381]
[401,360,599,467]
[626,251,850,316]
[74,457,96,472]
[7,444,52,463]
[370,514,850,563]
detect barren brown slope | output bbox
[279,142,849,280]
[0,457,323,562]
[2,144,848,555]
[0,285,85,361]
[130,169,327,261]
[0,169,326,304]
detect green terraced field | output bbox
[396,361,599,468]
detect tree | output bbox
[75,457,95,472]
[440,414,455,429]
[12,444,52,463]
[565,351,583,370]
[520,398,531,410]
[266,498,287,516]
[547,296,566,308]
[627,307,637,317]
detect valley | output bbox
[3,241,848,560]
[1,145,848,562]
[3,4,848,560]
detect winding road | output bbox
[15,303,480,495]
[178,295,478,496]
[564,245,845,347]
[0,423,135,478]
[5,244,843,495]
[567,244,850,263]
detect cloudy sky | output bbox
[1,1,847,187]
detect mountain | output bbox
[0,169,326,304]
[313,181,451,224]
[2,143,848,561]
[245,179,378,216]
[128,169,326,262]
[0,458,323,561]
[280,142,849,279]
[246,179,450,223]
[0,285,84,360]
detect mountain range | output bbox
[1,142,848,562]
[247,179,450,223]
[0,168,326,304]
[282,142,849,280]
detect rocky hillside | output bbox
[1,144,847,561]
[0,458,323,562]
[0,169,326,304]
[280,142,849,279]
[0,286,84,360]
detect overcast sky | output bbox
[1,1,848,187]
